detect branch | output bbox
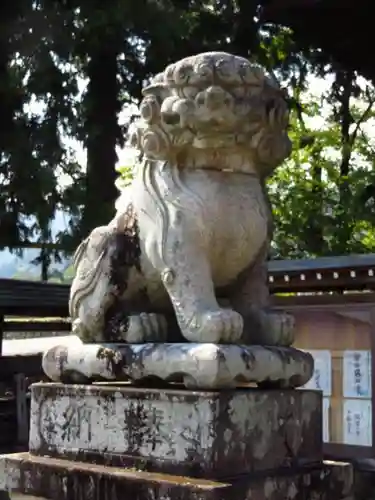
[359,129,375,157]
[349,89,375,147]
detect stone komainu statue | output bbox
[69,51,295,347]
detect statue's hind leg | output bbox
[229,245,295,346]
[71,205,168,344]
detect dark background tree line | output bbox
[1,0,375,281]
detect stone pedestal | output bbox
[29,383,322,477]
[41,341,314,389]
[0,383,353,499]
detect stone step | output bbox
[0,452,230,500]
[29,383,323,478]
[0,453,353,500]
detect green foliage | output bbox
[0,1,84,272]
[269,75,375,258]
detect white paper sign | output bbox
[343,399,372,446]
[303,350,332,396]
[343,350,372,398]
[323,397,330,443]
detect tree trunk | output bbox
[81,41,121,237]
[230,0,259,58]
[336,70,354,250]
[307,149,324,255]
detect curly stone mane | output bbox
[129,51,291,176]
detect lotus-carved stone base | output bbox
[42,338,313,389]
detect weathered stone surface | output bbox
[0,453,228,500]
[0,453,353,500]
[29,383,322,477]
[69,51,295,349]
[42,340,314,389]
[319,461,354,499]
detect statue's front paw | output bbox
[183,308,244,343]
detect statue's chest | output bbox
[208,182,269,286]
